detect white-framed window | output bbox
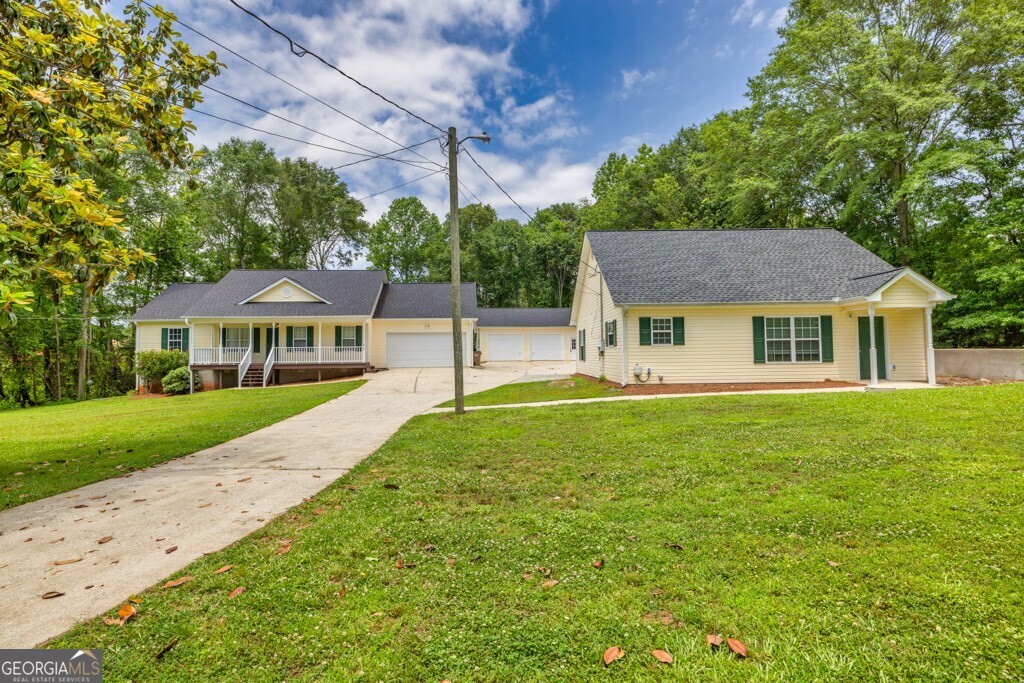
[651,317,673,346]
[340,326,357,348]
[765,316,821,363]
[293,327,308,348]
[167,327,183,351]
[224,328,249,348]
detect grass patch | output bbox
[0,381,364,509]
[53,385,1024,681]
[441,374,623,407]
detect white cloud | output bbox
[768,6,789,29]
[714,43,734,59]
[155,0,587,223]
[620,69,658,97]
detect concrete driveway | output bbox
[0,365,530,648]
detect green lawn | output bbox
[0,381,364,509]
[442,374,623,407]
[53,385,1024,681]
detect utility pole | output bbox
[446,128,490,415]
[447,126,465,414]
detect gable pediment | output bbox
[238,277,330,304]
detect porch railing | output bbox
[237,346,253,388]
[277,346,364,364]
[191,347,247,365]
[262,347,276,388]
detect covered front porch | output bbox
[187,319,370,389]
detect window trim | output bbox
[650,317,673,346]
[604,320,617,347]
[292,326,309,349]
[340,325,357,348]
[764,316,822,364]
[223,327,249,349]
[167,327,183,351]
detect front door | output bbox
[857,316,887,380]
[569,336,578,361]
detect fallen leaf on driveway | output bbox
[97,536,113,544]
[73,504,88,509]
[228,586,245,599]
[198,502,211,508]
[727,638,748,658]
[213,565,233,575]
[163,576,194,588]
[42,591,65,600]
[651,649,673,664]
[237,477,252,483]
[707,634,723,648]
[165,546,178,554]
[53,557,82,565]
[603,646,624,666]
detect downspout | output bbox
[186,318,194,394]
[620,305,629,387]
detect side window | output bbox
[167,328,183,351]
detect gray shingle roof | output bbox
[181,270,386,318]
[477,308,572,327]
[586,229,899,304]
[373,283,479,319]
[129,283,216,321]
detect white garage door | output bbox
[385,332,468,368]
[530,333,564,361]
[487,333,523,361]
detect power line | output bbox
[330,137,440,171]
[138,0,444,170]
[201,84,439,171]
[355,168,447,202]
[229,0,446,134]
[462,147,535,221]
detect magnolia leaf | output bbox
[727,638,747,658]
[213,565,233,575]
[228,586,245,599]
[603,646,624,666]
[651,649,673,664]
[163,576,194,588]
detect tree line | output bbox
[2,0,1022,407]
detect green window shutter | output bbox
[672,317,685,345]
[820,315,833,362]
[160,327,168,350]
[253,328,260,353]
[308,326,315,347]
[355,326,363,347]
[335,326,342,347]
[753,317,766,364]
[639,317,651,346]
[181,328,190,352]
[221,327,227,348]
[611,319,617,346]
[579,330,585,361]
[266,328,272,350]
[286,326,293,348]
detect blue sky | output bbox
[158,0,789,222]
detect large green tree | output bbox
[0,0,220,326]
[366,196,446,282]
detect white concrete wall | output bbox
[936,348,1024,380]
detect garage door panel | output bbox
[530,333,564,361]
[488,333,523,361]
[386,333,468,368]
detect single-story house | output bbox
[570,229,953,387]
[129,270,573,390]
[476,308,575,363]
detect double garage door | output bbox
[487,332,565,361]
[385,332,469,368]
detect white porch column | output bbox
[868,303,878,386]
[218,322,223,364]
[318,322,322,363]
[364,321,370,364]
[925,305,936,385]
[248,321,253,352]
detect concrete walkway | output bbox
[425,381,940,414]
[0,366,523,648]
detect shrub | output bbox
[161,366,192,395]
[136,350,188,387]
